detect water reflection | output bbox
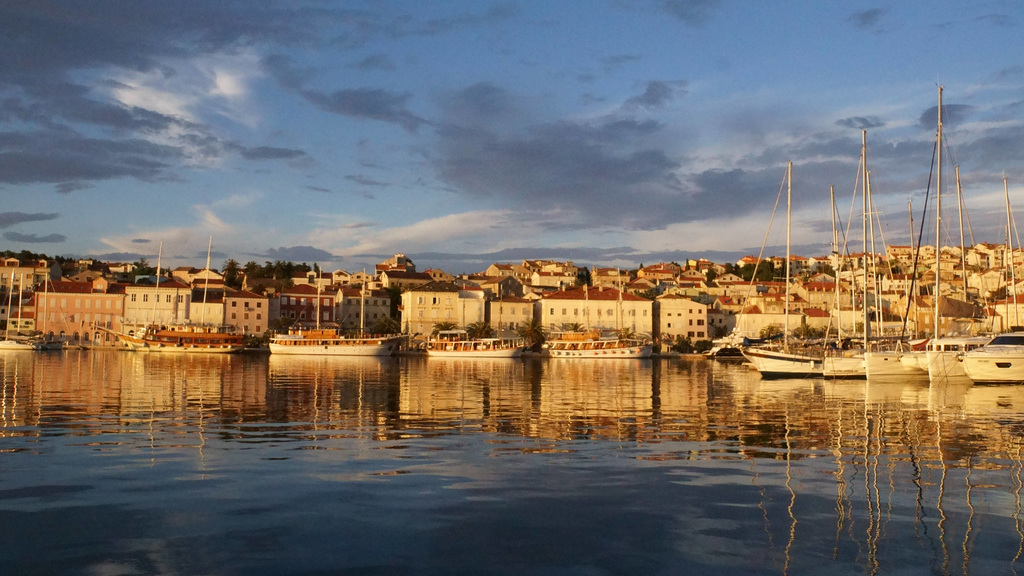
[4,351,1024,574]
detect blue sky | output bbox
[3,1,1024,274]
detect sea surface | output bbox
[3,351,1024,575]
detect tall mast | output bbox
[1005,177,1018,329]
[860,130,868,344]
[315,268,321,330]
[909,200,917,337]
[15,274,24,335]
[955,166,968,298]
[784,161,792,350]
[201,236,212,325]
[868,170,883,343]
[152,242,163,324]
[934,86,943,339]
[830,185,842,340]
[4,274,13,340]
[360,269,367,334]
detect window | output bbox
[166,295,171,303]
[142,294,148,303]
[232,301,237,307]
[256,314,261,320]
[231,313,236,319]
[257,302,262,308]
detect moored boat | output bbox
[742,345,823,378]
[926,335,990,381]
[544,330,652,359]
[269,327,402,356]
[426,329,524,358]
[959,332,1024,384]
[115,323,245,353]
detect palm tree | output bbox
[466,321,493,339]
[431,321,458,337]
[222,258,242,289]
[517,318,546,349]
[369,316,401,335]
[562,322,584,332]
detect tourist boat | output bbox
[426,329,524,358]
[544,330,652,358]
[959,332,1024,384]
[115,322,245,353]
[269,327,402,356]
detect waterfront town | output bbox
[1,240,1020,351]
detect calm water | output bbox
[3,352,1024,575]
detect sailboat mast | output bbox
[867,170,884,342]
[831,185,842,340]
[784,161,792,350]
[360,270,366,335]
[861,130,869,346]
[313,266,321,330]
[201,236,212,325]
[934,86,943,339]
[955,167,968,298]
[1005,177,1018,329]
[4,275,13,340]
[15,274,22,335]
[152,242,162,324]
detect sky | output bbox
[3,1,1024,275]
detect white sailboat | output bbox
[0,273,42,351]
[921,87,988,382]
[960,177,1024,384]
[742,162,824,378]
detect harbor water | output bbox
[3,351,1024,575]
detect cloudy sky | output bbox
[3,1,1024,274]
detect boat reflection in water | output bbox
[4,352,1024,574]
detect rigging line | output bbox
[742,166,788,304]
[899,139,939,340]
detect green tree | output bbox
[670,335,693,353]
[694,339,714,353]
[222,259,242,289]
[431,321,458,337]
[369,316,401,335]
[759,324,783,339]
[466,321,494,339]
[243,261,262,279]
[132,257,155,277]
[385,285,403,319]
[517,318,546,349]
